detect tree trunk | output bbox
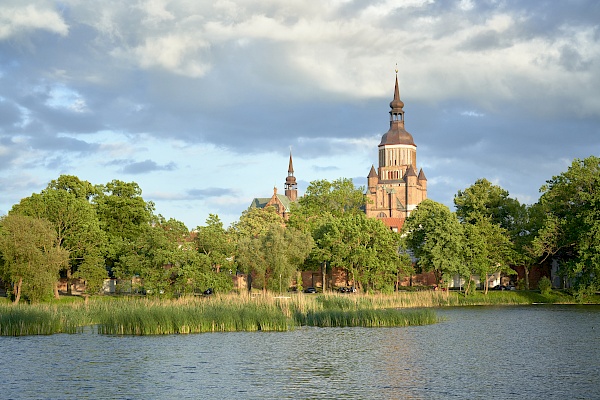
[67,267,72,295]
[321,262,326,292]
[524,267,530,290]
[484,275,489,295]
[13,277,22,304]
[53,282,60,299]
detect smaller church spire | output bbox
[288,150,294,174]
[285,150,298,202]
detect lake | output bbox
[1,305,599,399]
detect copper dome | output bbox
[379,122,415,146]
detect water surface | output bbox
[1,305,598,399]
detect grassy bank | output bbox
[1,290,598,336]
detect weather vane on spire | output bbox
[395,63,398,74]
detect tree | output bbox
[234,210,313,292]
[0,214,69,303]
[313,213,411,292]
[401,199,465,287]
[11,176,107,296]
[511,203,545,289]
[534,156,600,291]
[231,206,285,239]
[47,174,99,200]
[454,178,521,228]
[93,180,155,275]
[462,218,514,294]
[114,218,216,295]
[454,179,518,293]
[195,214,235,273]
[288,178,366,233]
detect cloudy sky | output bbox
[1,0,599,229]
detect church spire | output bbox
[389,71,405,124]
[288,150,294,174]
[285,150,298,201]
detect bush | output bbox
[538,276,552,295]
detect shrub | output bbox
[538,276,552,295]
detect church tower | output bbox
[366,73,427,230]
[249,150,298,220]
[284,151,298,201]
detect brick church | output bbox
[365,74,428,231]
[250,74,427,231]
[249,152,298,219]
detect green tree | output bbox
[195,214,235,273]
[11,175,107,296]
[401,199,465,287]
[313,213,411,292]
[454,179,517,293]
[0,214,69,303]
[115,220,210,296]
[47,174,99,200]
[231,206,285,239]
[454,178,522,230]
[93,180,155,274]
[288,178,366,233]
[534,156,600,291]
[287,178,368,282]
[511,203,545,289]
[463,219,514,294]
[235,212,313,292]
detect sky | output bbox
[1,0,599,229]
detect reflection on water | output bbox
[1,305,599,399]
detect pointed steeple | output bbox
[389,73,405,119]
[368,165,378,178]
[284,150,298,202]
[379,72,415,147]
[418,168,427,181]
[288,150,294,174]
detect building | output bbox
[366,74,427,231]
[249,151,298,219]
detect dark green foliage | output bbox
[10,175,108,293]
[401,199,464,285]
[535,156,600,291]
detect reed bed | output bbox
[1,289,587,336]
[96,299,291,335]
[297,308,437,328]
[0,303,91,336]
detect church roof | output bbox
[379,75,415,147]
[250,194,292,213]
[418,168,427,181]
[379,124,415,147]
[380,217,405,232]
[368,165,378,178]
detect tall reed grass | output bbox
[0,303,91,335]
[1,289,587,336]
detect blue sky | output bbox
[1,0,599,229]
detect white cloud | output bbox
[0,4,68,39]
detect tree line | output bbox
[1,156,599,302]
